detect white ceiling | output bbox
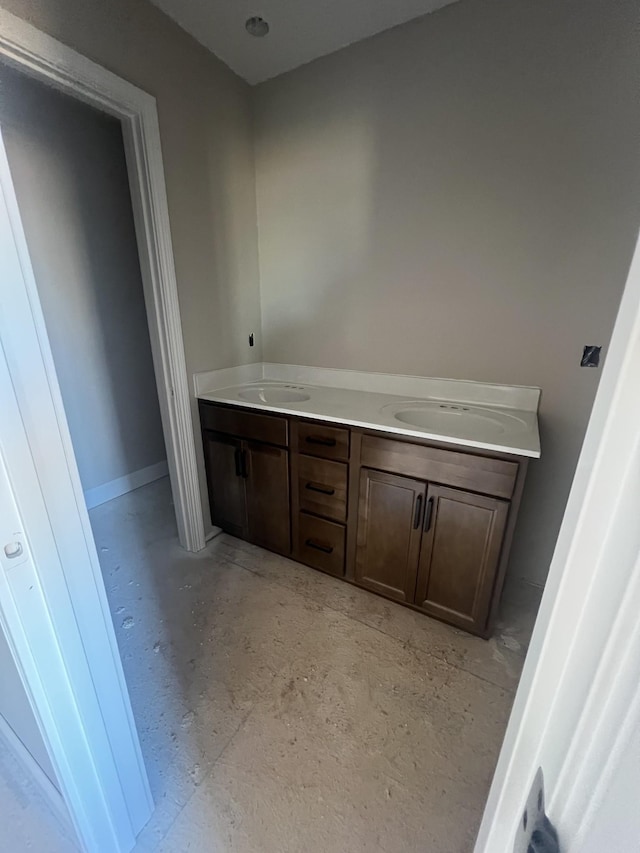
[150,0,460,85]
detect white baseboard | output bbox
[0,713,76,846]
[83,460,168,510]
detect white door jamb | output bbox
[0,8,206,554]
[0,11,208,850]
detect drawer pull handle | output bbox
[423,496,434,532]
[305,482,336,496]
[305,538,334,554]
[413,493,424,529]
[305,436,336,447]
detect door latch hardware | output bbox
[513,768,560,853]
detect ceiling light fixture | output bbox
[245,16,270,37]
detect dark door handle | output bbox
[234,448,242,477]
[241,449,249,479]
[423,497,434,532]
[305,482,336,496]
[305,539,333,554]
[413,493,424,529]
[305,436,336,447]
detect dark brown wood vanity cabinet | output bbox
[355,435,524,635]
[414,486,509,633]
[200,403,290,555]
[356,471,509,634]
[199,401,528,638]
[291,420,350,579]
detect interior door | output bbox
[0,124,152,848]
[202,431,247,537]
[414,484,508,633]
[355,468,425,603]
[245,441,291,555]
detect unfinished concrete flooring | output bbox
[88,477,540,853]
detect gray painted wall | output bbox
[253,0,640,586]
[0,0,262,521]
[1,63,166,493]
[0,626,57,787]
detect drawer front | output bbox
[296,420,350,461]
[298,455,348,522]
[199,401,288,447]
[360,435,518,500]
[297,513,345,577]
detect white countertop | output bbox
[197,371,541,459]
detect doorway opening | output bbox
[1,64,168,515]
[0,15,205,557]
[0,58,195,848]
[0,15,206,847]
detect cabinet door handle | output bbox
[234,448,242,477]
[241,450,249,479]
[413,493,424,529]
[305,482,336,496]
[305,436,336,447]
[305,538,333,554]
[423,496,434,532]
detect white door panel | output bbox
[0,125,152,851]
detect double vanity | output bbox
[197,368,540,638]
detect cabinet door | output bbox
[355,468,425,603]
[415,485,508,634]
[245,441,291,555]
[202,431,246,537]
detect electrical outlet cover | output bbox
[581,345,601,367]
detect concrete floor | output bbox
[85,477,540,853]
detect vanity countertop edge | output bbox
[196,367,541,459]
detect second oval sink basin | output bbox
[238,385,310,404]
[386,401,527,440]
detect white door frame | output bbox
[475,224,640,851]
[0,340,146,852]
[0,126,153,849]
[0,10,206,851]
[0,7,206,554]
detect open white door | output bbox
[0,126,152,850]
[475,223,640,851]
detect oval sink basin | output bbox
[386,401,527,440]
[238,386,310,404]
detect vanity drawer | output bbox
[298,455,348,522]
[199,401,288,447]
[296,421,350,461]
[360,435,518,499]
[296,513,345,577]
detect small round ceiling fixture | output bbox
[245,16,270,37]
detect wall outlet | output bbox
[581,345,601,367]
[513,768,560,853]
